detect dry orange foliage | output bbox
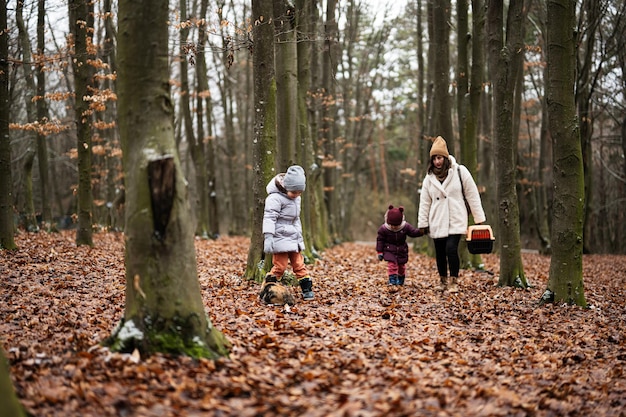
[1,231,624,416]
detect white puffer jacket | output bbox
[262,175,305,253]
[418,155,486,239]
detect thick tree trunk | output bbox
[295,0,327,254]
[69,0,94,246]
[107,0,229,358]
[0,346,25,417]
[460,0,486,269]
[487,0,529,288]
[0,0,16,250]
[275,0,297,169]
[245,0,278,282]
[544,0,586,307]
[431,0,453,146]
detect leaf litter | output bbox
[1,231,625,416]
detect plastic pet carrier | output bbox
[466,225,495,254]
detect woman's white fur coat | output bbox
[418,155,486,239]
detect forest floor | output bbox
[1,231,625,417]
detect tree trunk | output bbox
[457,0,469,154]
[461,0,487,268]
[69,0,94,246]
[543,0,586,307]
[576,0,599,254]
[295,0,327,254]
[0,0,16,250]
[106,0,230,358]
[431,0,453,146]
[217,2,246,235]
[100,0,123,232]
[0,346,25,417]
[194,0,219,238]
[193,0,213,239]
[178,0,209,239]
[36,0,52,229]
[245,0,278,282]
[16,0,39,233]
[275,0,297,169]
[536,15,552,254]
[487,0,529,288]
[322,0,340,241]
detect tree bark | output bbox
[322,0,340,241]
[106,0,230,358]
[461,0,487,268]
[69,0,94,246]
[543,0,586,307]
[274,0,297,169]
[193,0,213,239]
[217,2,246,235]
[487,0,529,288]
[0,346,25,417]
[36,0,52,229]
[245,0,278,282]
[16,0,39,232]
[431,0,453,146]
[0,0,16,250]
[295,0,327,254]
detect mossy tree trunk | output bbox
[295,0,328,255]
[69,0,94,246]
[245,0,277,282]
[0,0,16,250]
[106,0,229,359]
[486,0,529,288]
[542,0,586,307]
[0,346,25,417]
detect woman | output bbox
[418,136,486,293]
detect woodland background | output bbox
[2,0,626,415]
[2,0,625,253]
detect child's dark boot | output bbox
[398,275,405,285]
[388,274,398,285]
[299,277,314,300]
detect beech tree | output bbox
[105,0,229,358]
[35,0,52,229]
[486,0,529,288]
[244,0,277,282]
[69,0,95,246]
[16,0,39,232]
[542,0,586,306]
[0,346,25,417]
[0,0,16,250]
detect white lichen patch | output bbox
[117,320,144,341]
[143,148,174,162]
[193,336,206,347]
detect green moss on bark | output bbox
[104,313,230,359]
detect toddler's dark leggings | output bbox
[434,234,462,277]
